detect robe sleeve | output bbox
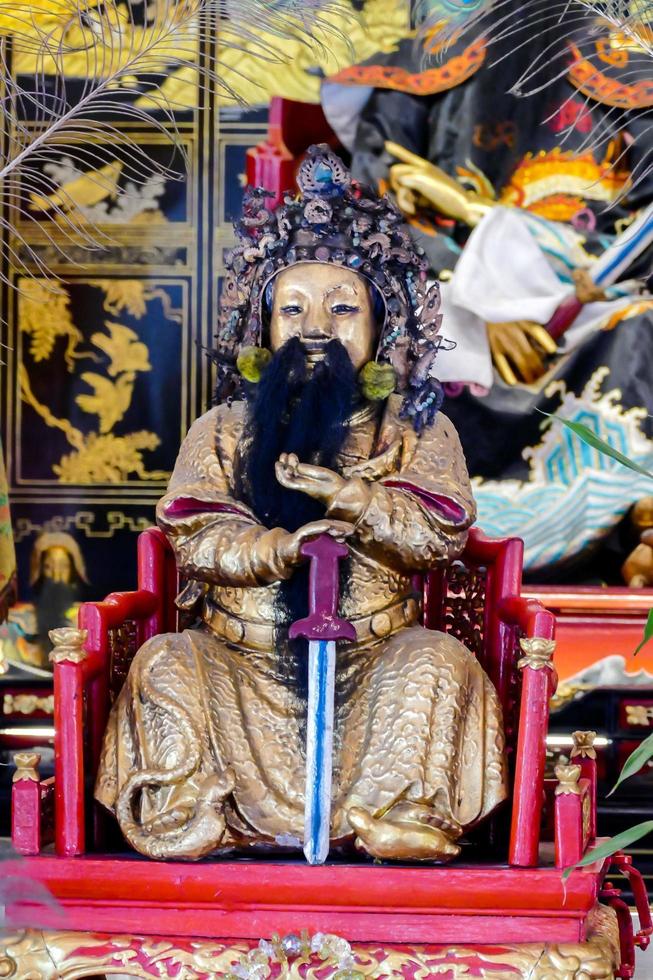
[156,406,291,587]
[327,405,476,572]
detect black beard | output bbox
[232,336,360,711]
[233,336,359,533]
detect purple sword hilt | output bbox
[288,534,356,643]
[544,294,584,342]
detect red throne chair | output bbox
[4,524,652,979]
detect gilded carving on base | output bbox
[0,906,620,979]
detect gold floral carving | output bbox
[27,158,168,226]
[0,916,620,979]
[3,693,54,716]
[571,730,597,760]
[550,681,591,712]
[12,752,41,783]
[555,763,582,796]
[18,278,173,485]
[625,704,653,726]
[48,627,88,665]
[517,637,556,670]
[18,280,83,369]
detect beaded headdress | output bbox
[213,144,451,431]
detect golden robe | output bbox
[95,396,507,859]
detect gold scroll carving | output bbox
[0,903,620,979]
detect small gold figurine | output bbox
[95,146,507,862]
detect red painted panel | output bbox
[11,779,41,855]
[555,788,584,870]
[5,903,585,945]
[1,856,604,912]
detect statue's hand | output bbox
[275,452,346,503]
[487,320,558,386]
[386,141,494,227]
[277,517,355,569]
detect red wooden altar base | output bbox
[4,853,609,946]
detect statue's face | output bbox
[269,263,376,371]
[42,546,73,584]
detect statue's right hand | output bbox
[277,519,354,568]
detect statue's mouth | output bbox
[302,340,329,362]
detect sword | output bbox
[289,534,356,865]
[546,201,653,341]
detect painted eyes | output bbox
[279,303,360,317]
[331,304,360,315]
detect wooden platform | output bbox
[3,853,609,945]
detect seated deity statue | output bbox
[95,146,507,862]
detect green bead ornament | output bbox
[358,361,397,401]
[237,346,272,383]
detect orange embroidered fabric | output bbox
[330,39,486,95]
[567,42,653,109]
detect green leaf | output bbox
[562,820,653,879]
[634,608,653,657]
[609,730,653,796]
[538,412,653,481]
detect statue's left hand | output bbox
[275,453,345,503]
[487,320,557,385]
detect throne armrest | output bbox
[498,596,557,868]
[552,766,592,869]
[51,588,161,857]
[41,527,177,857]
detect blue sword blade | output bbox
[304,638,336,865]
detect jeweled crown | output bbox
[213,144,450,431]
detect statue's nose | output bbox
[302,320,331,340]
[303,305,331,339]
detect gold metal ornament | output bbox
[48,627,88,665]
[12,752,41,783]
[517,637,556,670]
[555,764,582,796]
[571,731,597,760]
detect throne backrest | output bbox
[423,528,526,752]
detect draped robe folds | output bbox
[95,396,507,859]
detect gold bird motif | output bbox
[76,371,135,433]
